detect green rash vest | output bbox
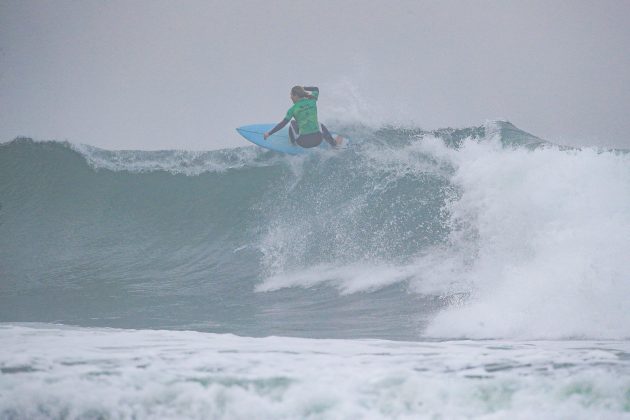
[285,89,320,135]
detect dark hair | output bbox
[291,86,307,98]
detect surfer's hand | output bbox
[263,132,270,140]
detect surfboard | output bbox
[236,124,349,155]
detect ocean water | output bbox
[1,121,629,419]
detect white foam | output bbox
[70,143,276,175]
[256,263,415,295]
[420,137,630,339]
[1,324,629,419]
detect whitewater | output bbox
[1,121,629,419]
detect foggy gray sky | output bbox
[1,0,629,150]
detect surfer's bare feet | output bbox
[334,135,343,147]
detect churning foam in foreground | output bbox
[418,137,630,339]
[2,324,630,420]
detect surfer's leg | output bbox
[320,123,338,146]
[296,132,323,148]
[289,120,299,145]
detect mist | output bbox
[1,0,629,150]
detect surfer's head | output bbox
[290,86,307,103]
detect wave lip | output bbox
[70,142,274,175]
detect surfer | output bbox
[263,86,341,148]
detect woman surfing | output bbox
[264,86,341,148]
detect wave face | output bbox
[1,121,629,340]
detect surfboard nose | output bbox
[236,124,269,136]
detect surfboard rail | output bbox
[236,124,349,155]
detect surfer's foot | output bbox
[334,135,343,147]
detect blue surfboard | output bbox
[236,124,349,155]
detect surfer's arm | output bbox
[264,118,290,139]
[303,86,319,100]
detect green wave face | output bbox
[1,121,628,340]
